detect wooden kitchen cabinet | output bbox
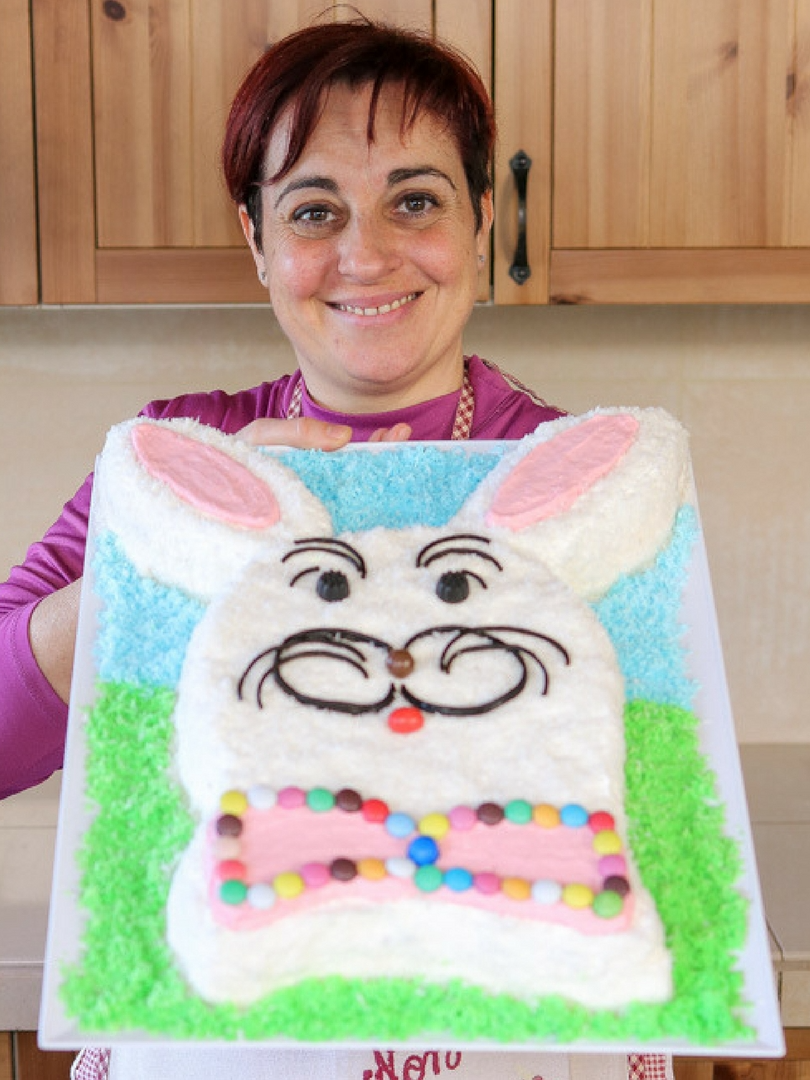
[0,0,39,305]
[31,0,491,305]
[548,0,810,303]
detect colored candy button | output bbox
[215,859,246,883]
[531,879,562,905]
[306,787,335,812]
[533,804,560,828]
[385,812,416,838]
[418,812,450,839]
[300,862,330,888]
[246,883,276,910]
[501,876,532,901]
[562,883,594,909]
[593,829,623,855]
[273,871,304,898]
[473,872,501,895]
[593,890,624,918]
[448,805,477,831]
[388,707,424,734]
[414,865,443,892]
[277,786,306,809]
[219,879,248,905]
[362,798,390,823]
[444,867,474,892]
[247,784,276,810]
[220,789,248,815]
[504,799,533,825]
[408,835,440,866]
[358,858,387,881]
[560,803,589,827]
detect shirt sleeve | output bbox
[0,378,290,799]
[0,476,92,798]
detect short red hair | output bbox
[222,17,494,239]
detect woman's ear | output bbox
[239,204,268,287]
[476,190,494,261]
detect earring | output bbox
[258,269,267,285]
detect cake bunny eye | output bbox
[282,537,366,601]
[416,533,502,605]
[435,569,483,604]
[315,569,350,603]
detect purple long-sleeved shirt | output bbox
[0,357,563,798]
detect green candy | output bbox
[593,889,624,919]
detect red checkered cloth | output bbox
[70,1047,110,1080]
[627,1053,673,1080]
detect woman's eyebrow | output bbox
[273,176,339,208]
[388,166,457,190]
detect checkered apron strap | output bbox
[70,1047,111,1080]
[627,1053,673,1080]
[286,374,304,420]
[285,363,475,442]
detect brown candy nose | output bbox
[386,648,414,678]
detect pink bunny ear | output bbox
[486,413,639,531]
[131,423,280,529]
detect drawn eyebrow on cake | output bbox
[416,534,503,571]
[282,537,367,578]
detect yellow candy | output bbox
[418,812,450,839]
[273,872,304,899]
[592,829,623,855]
[562,883,594,909]
[358,858,387,881]
[501,876,532,901]
[533,803,560,828]
[220,789,248,816]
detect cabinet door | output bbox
[551,0,810,302]
[0,0,38,305]
[33,0,488,305]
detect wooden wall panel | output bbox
[92,0,193,248]
[650,0,793,248]
[554,0,652,248]
[32,0,96,303]
[0,0,38,304]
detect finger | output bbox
[237,417,352,450]
[368,423,412,443]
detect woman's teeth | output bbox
[334,293,418,317]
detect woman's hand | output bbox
[237,417,411,447]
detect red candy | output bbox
[588,810,616,832]
[215,859,247,883]
[362,798,390,823]
[388,707,424,734]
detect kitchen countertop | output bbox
[1,747,808,1032]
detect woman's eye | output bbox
[289,204,342,234]
[397,192,439,217]
[435,570,485,604]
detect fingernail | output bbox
[326,424,352,443]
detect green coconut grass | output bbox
[61,682,751,1045]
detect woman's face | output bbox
[241,83,492,414]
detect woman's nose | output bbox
[337,216,400,280]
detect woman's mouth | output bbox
[330,292,419,317]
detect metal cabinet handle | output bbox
[508,150,532,285]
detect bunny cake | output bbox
[64,408,751,1045]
